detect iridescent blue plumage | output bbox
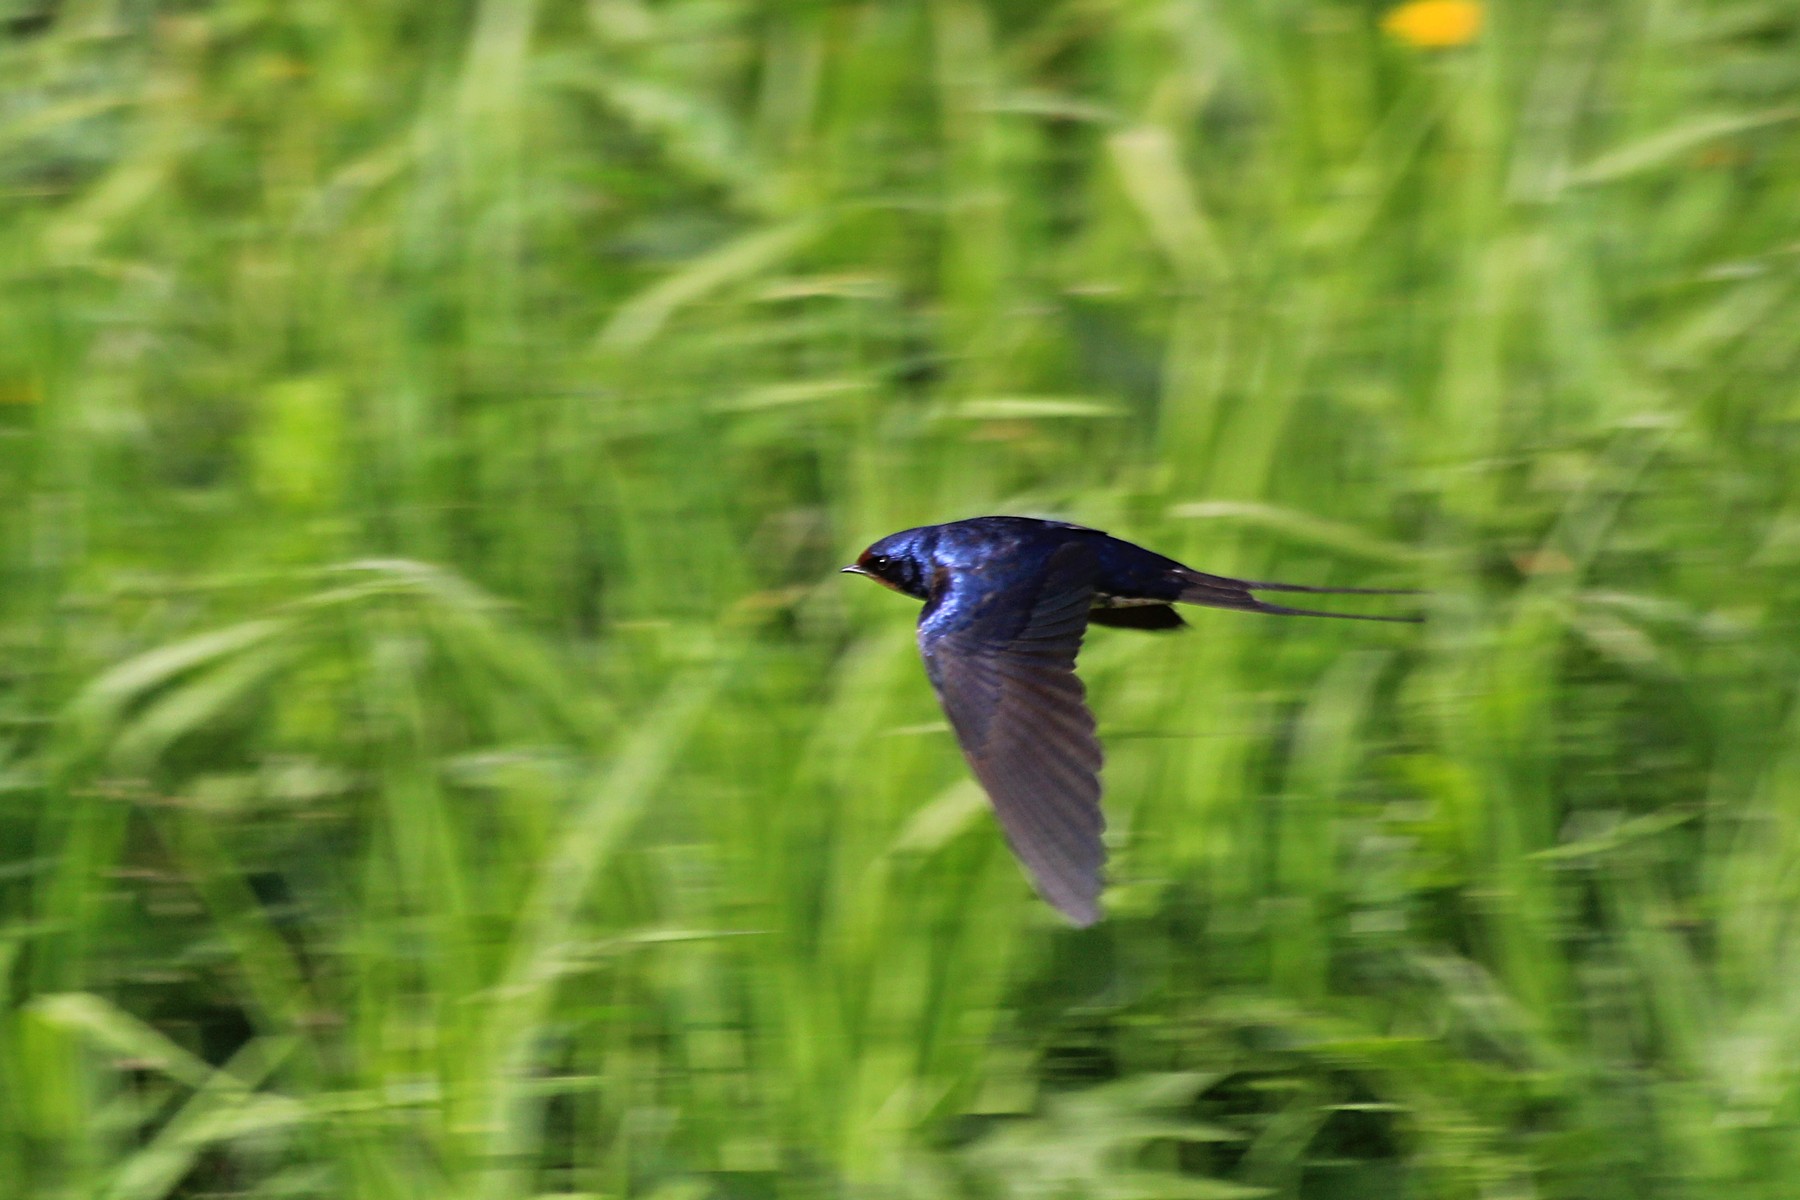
[843,515,1418,925]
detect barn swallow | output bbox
[842,516,1420,926]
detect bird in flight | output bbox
[842,516,1420,926]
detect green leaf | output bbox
[1569,107,1800,185]
[29,994,213,1090]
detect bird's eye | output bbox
[869,555,890,570]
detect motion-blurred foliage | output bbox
[4,0,1800,1197]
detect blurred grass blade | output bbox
[1107,126,1227,284]
[475,659,732,1196]
[64,620,293,747]
[101,1038,301,1200]
[29,994,213,1090]
[107,642,297,771]
[1569,107,1799,185]
[596,218,822,351]
[1171,501,1428,568]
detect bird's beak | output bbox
[840,565,869,577]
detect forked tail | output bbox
[1178,570,1423,623]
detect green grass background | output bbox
[5,1,1800,1196]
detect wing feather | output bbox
[919,543,1106,925]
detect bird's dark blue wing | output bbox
[917,542,1105,925]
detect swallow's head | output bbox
[842,528,934,600]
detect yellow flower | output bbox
[1382,0,1482,48]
